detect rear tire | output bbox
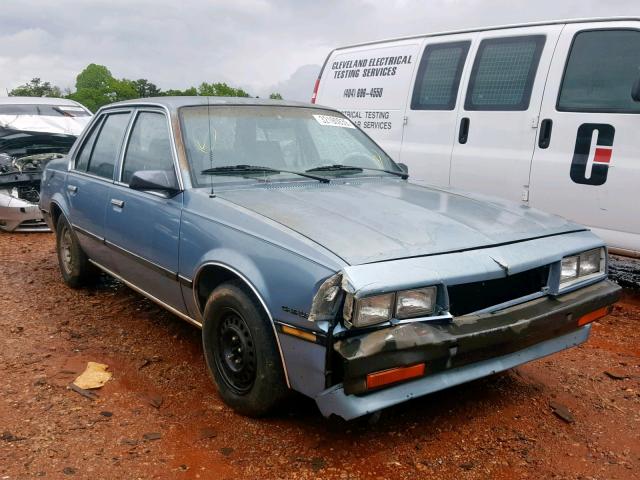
[202,281,288,417]
[55,215,98,288]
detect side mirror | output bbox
[129,170,180,196]
[397,163,409,174]
[632,76,640,102]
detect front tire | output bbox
[202,281,288,416]
[55,216,98,288]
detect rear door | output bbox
[66,110,131,267]
[449,25,563,202]
[315,40,421,160]
[104,109,185,311]
[529,21,640,254]
[400,33,475,185]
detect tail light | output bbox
[311,78,320,104]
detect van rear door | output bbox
[529,21,640,255]
[448,25,563,202]
[400,33,476,185]
[315,40,421,160]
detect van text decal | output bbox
[331,55,412,79]
[570,123,615,186]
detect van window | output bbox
[465,35,545,111]
[122,112,174,184]
[87,112,130,180]
[558,30,640,113]
[411,41,470,110]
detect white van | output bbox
[313,17,640,258]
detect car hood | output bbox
[218,180,585,265]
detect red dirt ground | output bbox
[1,232,639,479]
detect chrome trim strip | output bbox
[104,239,177,280]
[193,261,291,388]
[89,259,201,328]
[71,223,104,243]
[178,274,193,288]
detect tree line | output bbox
[8,63,283,112]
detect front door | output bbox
[104,109,185,311]
[449,25,562,202]
[529,22,640,254]
[400,34,475,186]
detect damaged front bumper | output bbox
[315,279,620,420]
[0,191,49,232]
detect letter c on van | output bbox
[570,123,615,186]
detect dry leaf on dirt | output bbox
[73,362,112,389]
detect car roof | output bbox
[100,96,338,114]
[0,96,86,107]
[332,16,640,51]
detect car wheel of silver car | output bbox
[202,281,288,417]
[55,216,98,288]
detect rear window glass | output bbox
[75,117,103,172]
[0,104,90,117]
[465,35,545,111]
[558,30,640,113]
[411,41,470,110]
[86,113,130,180]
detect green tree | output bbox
[9,78,62,97]
[197,82,250,97]
[67,64,138,111]
[133,79,161,98]
[269,92,283,100]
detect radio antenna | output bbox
[206,96,215,197]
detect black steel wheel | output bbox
[215,308,257,394]
[202,281,288,417]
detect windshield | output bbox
[180,105,401,186]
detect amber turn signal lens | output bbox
[577,306,612,326]
[366,363,426,390]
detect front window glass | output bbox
[558,30,640,113]
[180,106,400,186]
[121,112,174,185]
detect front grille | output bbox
[447,265,550,317]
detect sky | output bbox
[1,0,638,101]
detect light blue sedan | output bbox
[39,97,620,420]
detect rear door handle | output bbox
[67,184,78,193]
[538,119,553,149]
[458,117,470,144]
[110,199,125,208]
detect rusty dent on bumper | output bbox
[316,279,621,419]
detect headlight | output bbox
[346,292,394,328]
[396,287,437,319]
[561,255,579,282]
[579,249,602,276]
[560,248,605,285]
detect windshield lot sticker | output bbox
[570,123,615,186]
[313,114,355,128]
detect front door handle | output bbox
[67,184,78,193]
[110,199,125,208]
[538,119,553,149]
[458,117,470,144]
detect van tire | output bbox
[55,215,98,288]
[202,281,288,417]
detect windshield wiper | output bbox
[201,164,330,183]
[306,164,408,179]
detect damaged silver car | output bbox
[0,97,91,232]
